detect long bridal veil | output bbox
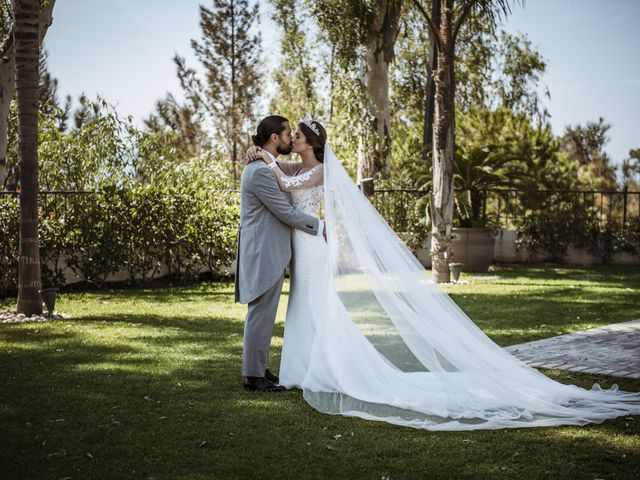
[301,145,640,431]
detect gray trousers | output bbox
[242,274,285,377]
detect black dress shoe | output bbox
[243,376,285,392]
[265,369,279,384]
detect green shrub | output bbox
[0,182,239,297]
[0,196,19,297]
[516,205,640,263]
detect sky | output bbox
[44,0,640,166]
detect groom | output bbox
[235,115,325,392]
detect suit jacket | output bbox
[234,160,319,304]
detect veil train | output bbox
[298,145,640,431]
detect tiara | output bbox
[300,114,320,136]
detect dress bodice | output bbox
[267,160,324,217]
[291,185,324,216]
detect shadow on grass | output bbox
[1,265,640,479]
[448,286,639,346]
[1,308,639,480]
[66,280,292,304]
[487,263,640,286]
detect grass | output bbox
[0,263,639,479]
[441,263,640,346]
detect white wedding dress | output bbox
[272,147,640,431]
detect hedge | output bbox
[0,184,239,297]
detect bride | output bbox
[247,115,640,431]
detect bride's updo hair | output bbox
[299,120,327,163]
[252,115,289,147]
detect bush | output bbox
[516,205,640,263]
[0,196,19,297]
[0,95,241,298]
[0,165,239,297]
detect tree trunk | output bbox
[361,36,390,178]
[0,32,16,190]
[231,138,237,184]
[14,0,43,315]
[356,105,366,183]
[229,1,237,186]
[470,188,482,223]
[358,0,402,179]
[421,0,440,162]
[0,0,54,190]
[430,0,456,284]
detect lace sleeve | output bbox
[275,161,302,176]
[272,164,324,191]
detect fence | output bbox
[371,187,640,232]
[1,187,638,294]
[2,187,639,233]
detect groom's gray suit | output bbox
[235,160,319,377]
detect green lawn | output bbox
[1,264,639,479]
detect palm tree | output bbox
[412,0,522,282]
[13,0,44,315]
[453,145,516,225]
[0,0,55,189]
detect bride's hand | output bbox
[256,150,271,164]
[244,146,261,164]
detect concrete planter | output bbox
[398,232,432,268]
[451,227,495,272]
[494,230,553,263]
[448,262,464,282]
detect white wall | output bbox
[412,230,639,268]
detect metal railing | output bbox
[2,187,639,232]
[370,187,640,231]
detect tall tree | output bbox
[144,92,208,159]
[621,148,640,190]
[268,0,319,122]
[389,12,431,165]
[174,0,261,184]
[3,47,68,190]
[38,48,70,130]
[412,0,522,283]
[0,0,54,190]
[455,24,548,120]
[422,0,439,162]
[312,0,403,181]
[562,117,617,190]
[13,0,45,314]
[0,2,14,190]
[391,9,547,178]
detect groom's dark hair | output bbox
[252,115,289,147]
